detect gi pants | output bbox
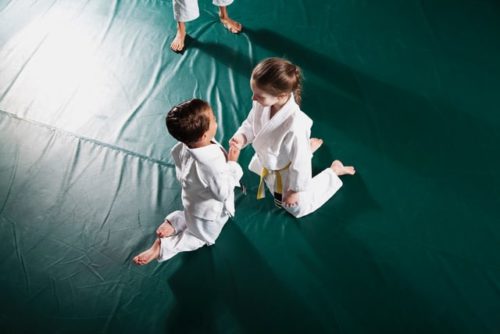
[263,168,343,219]
[173,0,234,22]
[158,210,230,261]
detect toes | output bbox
[222,20,242,34]
[171,45,182,52]
[344,166,356,175]
[170,40,185,52]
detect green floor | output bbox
[1,0,500,333]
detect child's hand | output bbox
[229,134,246,149]
[283,190,300,207]
[227,144,241,162]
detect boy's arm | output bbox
[206,161,243,202]
[231,103,257,148]
[171,142,184,181]
[227,144,240,162]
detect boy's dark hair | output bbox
[166,99,211,145]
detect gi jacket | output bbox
[171,141,243,220]
[235,95,313,192]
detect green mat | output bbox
[1,0,500,332]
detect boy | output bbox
[133,99,242,264]
[170,0,242,52]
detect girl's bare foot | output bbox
[331,160,356,176]
[133,239,160,265]
[310,138,323,153]
[156,220,175,238]
[219,6,242,33]
[170,22,186,52]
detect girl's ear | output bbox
[278,92,291,100]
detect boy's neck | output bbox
[187,138,212,149]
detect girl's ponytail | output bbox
[292,64,302,106]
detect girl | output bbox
[229,58,355,218]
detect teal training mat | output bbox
[1,0,500,333]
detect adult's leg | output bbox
[171,0,200,51]
[213,0,242,33]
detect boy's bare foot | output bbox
[220,17,242,33]
[156,220,175,238]
[133,239,161,265]
[331,160,356,176]
[310,138,323,153]
[170,22,186,52]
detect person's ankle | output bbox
[219,7,228,19]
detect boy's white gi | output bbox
[158,140,243,261]
[234,96,343,218]
[173,0,234,22]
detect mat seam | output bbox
[0,109,175,168]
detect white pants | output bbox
[158,210,230,261]
[263,168,343,219]
[173,0,234,22]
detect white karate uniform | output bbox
[234,96,343,218]
[158,140,243,261]
[173,0,234,22]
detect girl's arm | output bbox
[287,131,313,193]
[283,133,312,207]
[230,102,257,148]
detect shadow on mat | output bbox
[163,223,335,333]
[190,29,499,217]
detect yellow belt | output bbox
[257,162,291,207]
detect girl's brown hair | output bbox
[251,57,303,105]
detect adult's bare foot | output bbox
[331,160,356,176]
[133,239,161,265]
[219,6,242,33]
[221,17,242,33]
[170,22,186,52]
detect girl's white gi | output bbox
[234,96,343,218]
[172,0,234,22]
[158,140,243,261]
